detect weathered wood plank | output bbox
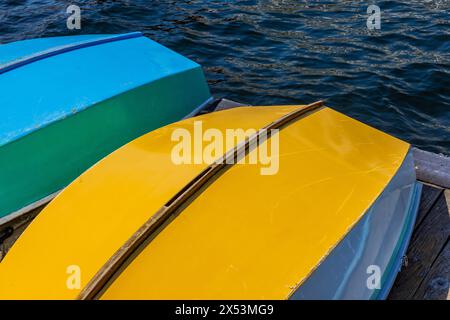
[412,239,450,300]
[415,184,443,227]
[413,148,450,189]
[389,190,450,299]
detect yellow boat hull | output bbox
[0,105,412,299]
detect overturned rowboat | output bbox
[0,32,211,224]
[0,100,421,299]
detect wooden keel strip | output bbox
[78,100,324,300]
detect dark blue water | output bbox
[1,0,449,154]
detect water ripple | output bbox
[0,0,449,154]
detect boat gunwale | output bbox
[286,146,413,299]
[286,151,421,300]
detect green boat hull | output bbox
[0,69,210,220]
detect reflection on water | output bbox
[1,0,449,154]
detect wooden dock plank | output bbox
[389,189,450,300]
[415,184,443,227]
[413,148,450,189]
[412,239,450,300]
